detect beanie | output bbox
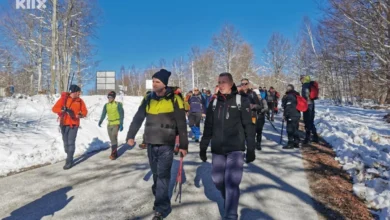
[152,69,171,86]
[287,84,295,91]
[107,91,116,99]
[69,84,81,93]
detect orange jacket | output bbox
[52,96,88,127]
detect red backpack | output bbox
[309,81,319,100]
[296,95,308,112]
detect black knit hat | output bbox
[287,84,295,90]
[107,91,116,99]
[69,84,81,93]
[152,69,171,86]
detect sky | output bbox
[94,0,323,74]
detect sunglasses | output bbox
[194,89,199,91]
[241,83,249,86]
[107,96,114,99]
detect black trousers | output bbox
[256,115,265,143]
[286,117,300,145]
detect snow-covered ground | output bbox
[315,100,390,219]
[0,94,144,176]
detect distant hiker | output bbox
[200,72,255,220]
[126,69,188,219]
[240,78,267,150]
[52,85,88,170]
[188,87,206,142]
[282,84,301,149]
[205,89,212,109]
[259,87,267,100]
[267,86,279,121]
[300,75,319,143]
[98,91,124,160]
[184,91,192,112]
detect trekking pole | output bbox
[280,120,284,144]
[265,114,279,133]
[174,153,184,203]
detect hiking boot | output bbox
[256,142,262,150]
[63,161,73,170]
[195,139,199,143]
[294,143,300,148]
[109,149,117,160]
[312,135,319,143]
[283,142,294,149]
[152,212,163,220]
[303,137,310,144]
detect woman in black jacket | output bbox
[282,84,301,149]
[200,72,256,220]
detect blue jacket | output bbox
[260,91,267,100]
[189,94,206,113]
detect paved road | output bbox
[0,117,319,220]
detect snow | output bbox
[0,95,144,176]
[315,100,390,219]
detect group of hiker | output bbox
[51,69,319,220]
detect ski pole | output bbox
[280,120,284,144]
[265,115,279,133]
[174,153,184,203]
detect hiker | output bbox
[240,78,267,150]
[52,85,88,170]
[98,91,124,160]
[188,87,206,142]
[282,84,301,149]
[260,87,267,100]
[267,86,279,121]
[255,89,268,150]
[200,72,256,220]
[205,89,212,109]
[300,75,319,143]
[126,69,188,220]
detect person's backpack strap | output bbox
[236,94,241,110]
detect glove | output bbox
[199,149,207,162]
[246,150,255,163]
[119,124,123,132]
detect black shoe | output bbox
[294,143,300,148]
[312,135,319,143]
[303,138,310,144]
[63,161,73,170]
[283,143,294,149]
[195,139,199,143]
[152,212,163,220]
[256,142,262,150]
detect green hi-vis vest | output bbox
[106,102,121,126]
[143,93,184,145]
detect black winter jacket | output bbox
[282,90,301,119]
[200,84,255,155]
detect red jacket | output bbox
[52,96,88,127]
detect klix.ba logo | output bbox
[16,0,47,10]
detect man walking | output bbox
[282,84,301,149]
[98,91,124,160]
[52,85,88,170]
[188,87,206,142]
[126,69,188,220]
[301,75,319,144]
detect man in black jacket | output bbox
[300,75,319,144]
[126,69,188,220]
[282,84,301,149]
[240,78,268,150]
[200,72,255,220]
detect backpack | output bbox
[309,81,319,100]
[212,94,241,111]
[296,95,308,112]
